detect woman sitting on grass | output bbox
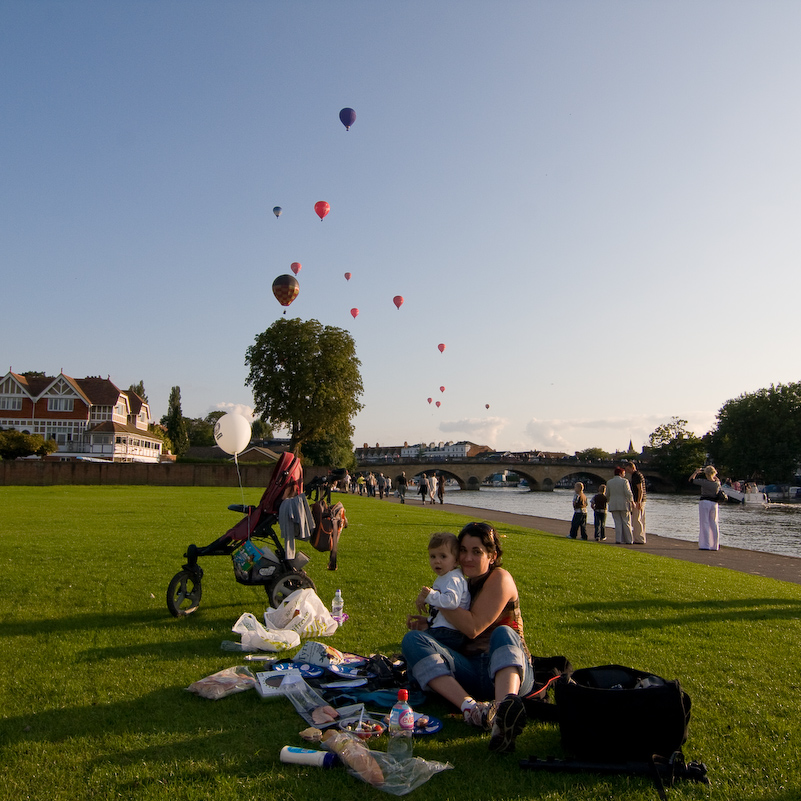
[401,521,534,753]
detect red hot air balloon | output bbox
[427,398,432,404]
[272,274,300,313]
[436,401,441,408]
[438,343,446,353]
[440,386,445,393]
[290,262,301,275]
[350,308,359,319]
[485,404,490,409]
[314,201,330,221]
[393,295,404,310]
[339,107,356,130]
[344,272,352,281]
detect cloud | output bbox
[438,417,507,447]
[212,401,255,419]
[521,411,717,454]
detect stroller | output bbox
[166,452,316,617]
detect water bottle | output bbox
[279,746,339,768]
[386,688,414,759]
[331,589,344,622]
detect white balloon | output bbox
[213,413,252,455]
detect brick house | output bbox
[0,370,163,462]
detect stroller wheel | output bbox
[167,569,203,617]
[267,572,316,608]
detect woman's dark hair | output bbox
[458,521,503,567]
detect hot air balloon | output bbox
[438,343,446,353]
[485,404,490,410]
[314,201,330,221]
[427,398,432,404]
[290,262,301,275]
[339,107,356,130]
[272,274,299,313]
[439,386,445,393]
[273,206,282,218]
[344,272,352,281]
[350,308,359,319]
[393,295,404,310]
[436,401,441,408]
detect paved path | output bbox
[380,494,801,586]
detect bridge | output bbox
[354,457,669,492]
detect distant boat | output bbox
[723,482,768,505]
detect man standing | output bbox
[624,460,647,544]
[606,466,634,544]
[397,471,407,503]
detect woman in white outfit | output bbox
[690,465,722,550]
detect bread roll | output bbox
[321,730,384,786]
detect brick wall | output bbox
[0,461,331,487]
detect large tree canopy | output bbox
[708,382,801,483]
[647,417,707,490]
[245,318,364,456]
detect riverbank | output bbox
[378,491,801,586]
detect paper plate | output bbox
[412,712,443,735]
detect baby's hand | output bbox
[416,586,433,612]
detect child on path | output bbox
[591,484,608,541]
[415,532,470,649]
[568,482,588,540]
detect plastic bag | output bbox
[265,588,338,638]
[186,666,256,700]
[321,730,452,794]
[232,611,301,652]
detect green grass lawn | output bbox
[1,485,799,800]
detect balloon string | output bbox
[234,452,246,512]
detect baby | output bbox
[415,532,471,649]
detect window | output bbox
[0,397,22,411]
[48,398,74,412]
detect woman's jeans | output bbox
[401,625,534,701]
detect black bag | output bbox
[715,488,728,504]
[555,665,691,762]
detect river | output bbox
[443,487,801,559]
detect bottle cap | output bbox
[398,688,408,701]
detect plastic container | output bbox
[331,589,344,621]
[279,746,339,768]
[386,688,414,759]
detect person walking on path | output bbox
[437,473,446,504]
[606,466,634,544]
[690,465,723,550]
[568,482,588,540]
[418,473,429,504]
[591,484,608,541]
[397,471,408,503]
[624,460,647,544]
[428,473,437,504]
[377,472,386,500]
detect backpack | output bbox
[554,664,692,762]
[310,499,347,552]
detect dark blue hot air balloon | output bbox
[273,206,282,218]
[339,108,356,131]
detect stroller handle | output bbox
[227,504,256,514]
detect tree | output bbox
[128,380,148,402]
[708,382,801,483]
[647,417,707,490]
[245,318,364,456]
[185,416,215,447]
[162,386,189,456]
[251,416,273,441]
[575,447,610,461]
[0,430,58,460]
[302,434,357,469]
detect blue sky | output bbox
[3,1,801,454]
